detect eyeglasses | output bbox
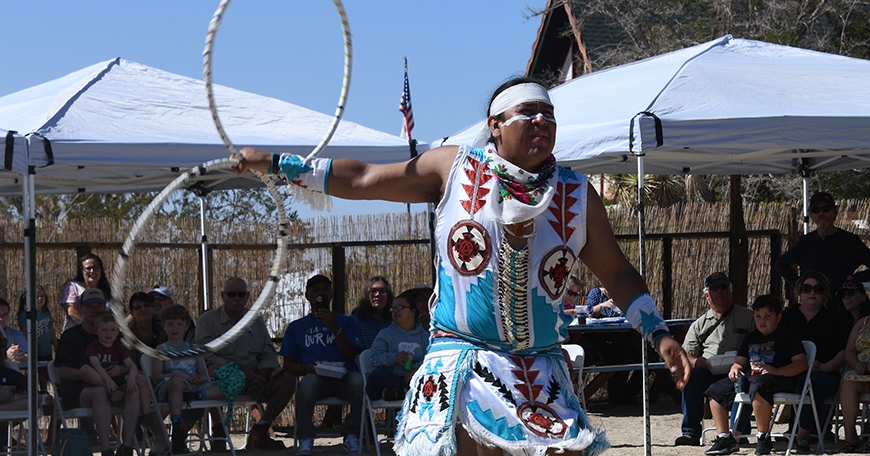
[708,284,729,292]
[224,291,248,298]
[369,288,388,295]
[811,205,833,214]
[800,284,825,294]
[390,305,411,312]
[565,290,580,297]
[132,303,153,311]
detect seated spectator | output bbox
[0,298,28,364]
[839,304,870,452]
[152,304,223,454]
[17,285,55,390]
[196,277,296,451]
[366,289,429,401]
[675,272,755,447]
[0,330,28,411]
[148,284,196,343]
[351,276,393,350]
[59,253,112,331]
[837,279,870,327]
[704,294,806,456]
[780,270,849,452]
[280,274,363,456]
[55,288,141,456]
[127,292,166,369]
[583,286,622,318]
[563,276,584,315]
[412,284,433,331]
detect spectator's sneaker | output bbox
[794,438,812,454]
[705,434,739,455]
[296,438,314,456]
[115,444,135,456]
[343,435,361,454]
[246,423,285,451]
[755,433,773,455]
[674,434,700,446]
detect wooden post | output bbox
[661,236,673,319]
[729,175,749,307]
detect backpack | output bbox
[53,428,91,456]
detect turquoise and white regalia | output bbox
[395,144,609,456]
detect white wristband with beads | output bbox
[274,154,333,195]
[624,293,670,347]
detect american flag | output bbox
[399,58,414,141]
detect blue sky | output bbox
[0,1,545,217]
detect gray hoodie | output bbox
[370,321,430,377]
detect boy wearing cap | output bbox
[775,191,870,293]
[675,272,755,446]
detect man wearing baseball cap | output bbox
[675,272,755,447]
[776,192,870,292]
[55,288,141,456]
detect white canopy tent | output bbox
[0,58,426,450]
[439,35,870,176]
[0,57,424,195]
[438,35,870,454]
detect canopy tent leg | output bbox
[200,195,211,310]
[23,165,40,452]
[802,176,810,235]
[636,154,652,456]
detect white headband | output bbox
[488,83,552,116]
[472,83,553,147]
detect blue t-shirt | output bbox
[279,314,362,371]
[19,310,53,357]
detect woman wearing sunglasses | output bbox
[127,292,166,369]
[780,271,850,452]
[366,289,429,401]
[351,276,394,350]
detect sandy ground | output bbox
[195,399,858,455]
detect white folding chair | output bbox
[291,388,352,451]
[358,348,405,456]
[140,356,238,456]
[735,340,823,456]
[0,408,47,456]
[47,360,141,455]
[562,344,587,410]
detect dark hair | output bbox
[128,292,153,311]
[18,285,48,316]
[306,274,332,292]
[94,311,117,328]
[395,289,421,319]
[73,253,112,301]
[0,297,9,311]
[161,304,192,323]
[486,76,548,143]
[795,270,831,307]
[752,294,784,314]
[353,276,394,321]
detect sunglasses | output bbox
[390,305,411,312]
[708,284,729,292]
[811,205,833,214]
[800,284,825,294]
[565,290,580,297]
[132,303,153,311]
[225,291,248,298]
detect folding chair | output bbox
[0,408,47,456]
[735,340,823,456]
[291,375,357,453]
[358,348,405,456]
[562,344,587,410]
[47,360,141,455]
[139,356,238,456]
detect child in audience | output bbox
[81,312,142,403]
[703,295,807,456]
[152,304,222,454]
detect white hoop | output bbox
[110,158,291,360]
[203,0,352,211]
